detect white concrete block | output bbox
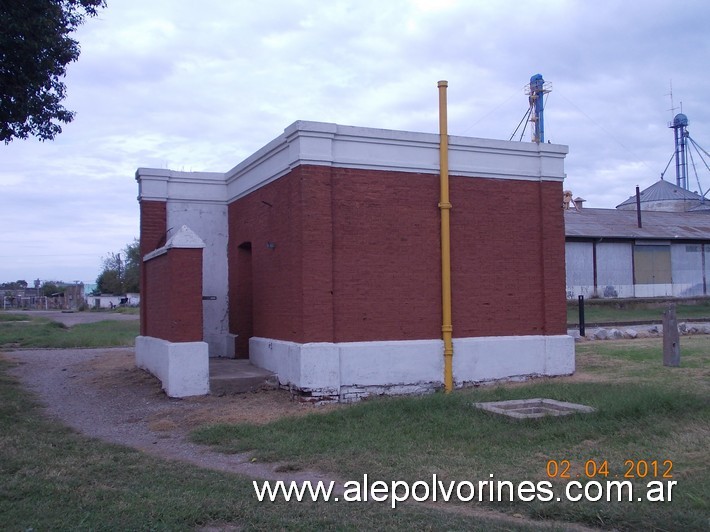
[135,336,209,397]
[544,335,576,375]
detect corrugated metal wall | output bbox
[671,243,704,297]
[565,242,593,298]
[565,241,709,299]
[597,243,634,298]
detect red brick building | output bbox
[136,121,574,400]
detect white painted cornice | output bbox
[136,121,569,204]
[135,168,226,203]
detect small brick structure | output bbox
[136,121,575,401]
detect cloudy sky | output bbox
[2,0,710,284]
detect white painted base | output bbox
[204,332,237,358]
[452,335,575,383]
[135,336,210,397]
[249,335,575,401]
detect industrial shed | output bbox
[565,207,710,299]
[136,120,574,400]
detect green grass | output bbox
[1,312,708,529]
[0,313,29,322]
[102,306,140,315]
[192,339,710,531]
[0,358,544,531]
[0,315,138,348]
[576,336,710,376]
[567,299,710,325]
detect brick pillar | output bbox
[143,226,205,342]
[139,200,167,336]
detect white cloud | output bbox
[2,0,710,283]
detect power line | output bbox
[458,88,520,136]
[555,89,658,175]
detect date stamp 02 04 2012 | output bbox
[546,459,673,480]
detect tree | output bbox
[96,239,140,294]
[0,0,105,143]
[123,238,140,293]
[96,252,123,295]
[41,281,63,296]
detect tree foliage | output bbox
[123,238,140,294]
[0,280,29,290]
[0,0,105,143]
[96,239,140,294]
[41,281,64,296]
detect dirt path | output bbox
[5,347,336,484]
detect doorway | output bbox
[234,242,253,358]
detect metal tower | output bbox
[525,74,552,143]
[671,113,689,189]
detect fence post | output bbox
[662,305,680,367]
[578,295,585,337]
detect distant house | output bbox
[90,293,140,309]
[3,284,85,309]
[47,284,85,309]
[2,287,41,309]
[565,180,710,299]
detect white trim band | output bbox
[136,120,569,204]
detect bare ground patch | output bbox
[3,348,343,485]
[78,350,342,431]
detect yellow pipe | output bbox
[438,80,454,393]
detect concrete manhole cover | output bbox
[473,398,595,419]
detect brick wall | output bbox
[139,200,166,336]
[449,176,567,337]
[228,169,307,343]
[227,164,567,347]
[539,180,568,335]
[143,247,203,342]
[330,167,441,342]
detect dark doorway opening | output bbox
[234,242,253,359]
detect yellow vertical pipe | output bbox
[438,80,454,393]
